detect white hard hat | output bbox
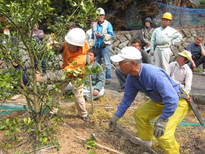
[64,28,86,47]
[96,7,105,15]
[111,46,142,63]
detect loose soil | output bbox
[0,74,205,154]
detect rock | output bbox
[112,40,120,47]
[111,27,205,57]
[178,46,185,51]
[118,35,127,43]
[190,29,196,36]
[125,33,132,40]
[182,42,189,48]
[182,29,191,37]
[185,37,194,43]
[114,47,121,54]
[131,31,141,38]
[109,48,116,56]
[170,46,178,54]
[118,40,129,49]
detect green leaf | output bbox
[88,150,96,154]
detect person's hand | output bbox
[35,72,43,82]
[95,33,103,38]
[93,89,99,96]
[12,62,18,67]
[153,117,168,138]
[109,114,119,131]
[187,96,193,102]
[192,62,196,69]
[199,43,203,47]
[146,42,150,47]
[32,33,37,37]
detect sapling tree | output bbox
[0,0,99,151]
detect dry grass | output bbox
[0,93,205,154]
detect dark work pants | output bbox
[193,55,205,69]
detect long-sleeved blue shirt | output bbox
[115,64,181,120]
[186,43,204,57]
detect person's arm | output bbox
[167,62,174,76]
[171,29,182,45]
[37,30,45,39]
[115,76,138,118]
[150,29,156,55]
[144,29,154,45]
[93,66,105,91]
[104,22,114,41]
[36,69,65,82]
[185,47,196,68]
[200,44,205,56]
[139,29,146,44]
[0,59,4,65]
[184,67,193,93]
[190,57,196,68]
[154,74,179,120]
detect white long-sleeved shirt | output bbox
[168,61,193,93]
[151,26,182,52]
[86,29,95,47]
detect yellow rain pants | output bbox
[134,98,190,154]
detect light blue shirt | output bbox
[93,20,114,48]
[151,26,182,52]
[115,64,181,120]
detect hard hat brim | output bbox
[162,17,172,20]
[178,53,191,61]
[110,55,125,63]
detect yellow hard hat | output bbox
[178,50,192,61]
[162,12,172,20]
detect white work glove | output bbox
[153,117,168,138]
[104,34,112,41]
[109,114,119,131]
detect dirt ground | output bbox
[43,94,205,154]
[1,74,205,154]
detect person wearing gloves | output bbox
[92,7,114,84]
[109,46,189,154]
[36,28,90,122]
[168,50,194,93]
[150,12,182,72]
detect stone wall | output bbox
[110,26,205,59]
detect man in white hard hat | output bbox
[36,28,90,121]
[115,39,149,91]
[168,50,194,93]
[92,7,114,84]
[150,12,182,72]
[109,46,190,154]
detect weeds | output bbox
[0,114,62,152]
[86,134,97,154]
